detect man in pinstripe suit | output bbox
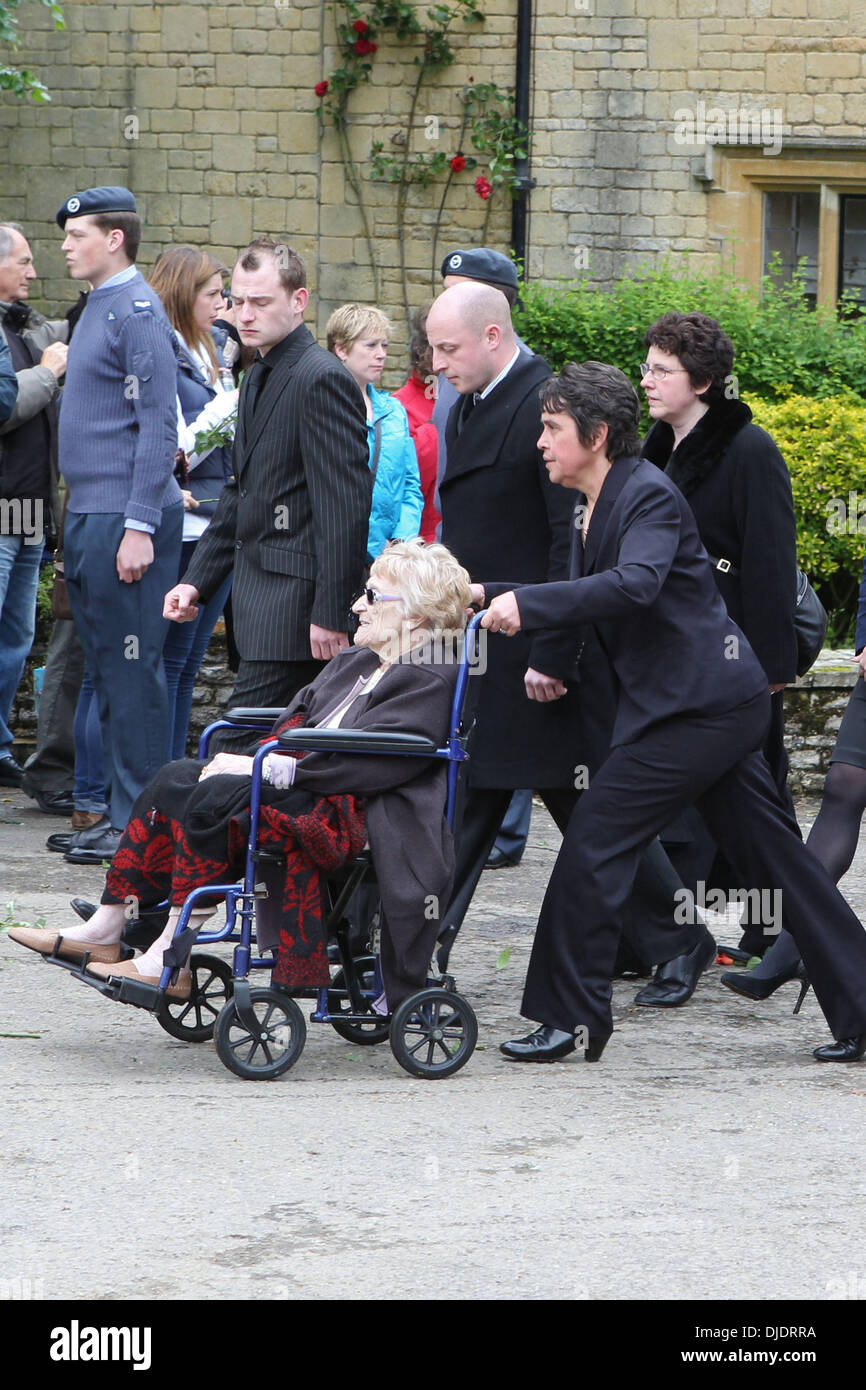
[164,240,371,744]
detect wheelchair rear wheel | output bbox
[155,953,233,1043]
[214,988,306,1079]
[328,956,390,1045]
[389,987,477,1079]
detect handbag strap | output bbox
[706,551,738,576]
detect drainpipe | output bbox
[511,0,535,279]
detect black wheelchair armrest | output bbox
[224,707,287,725]
[277,728,438,754]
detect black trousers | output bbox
[523,690,866,1042]
[210,657,325,751]
[442,785,698,965]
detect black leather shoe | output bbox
[46,831,75,853]
[500,1024,577,1062]
[633,929,717,1007]
[0,757,24,787]
[813,1035,866,1063]
[47,814,110,854]
[26,787,75,816]
[485,848,522,870]
[64,827,123,864]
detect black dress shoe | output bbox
[0,757,24,787]
[64,827,123,864]
[485,848,522,870]
[46,831,76,853]
[633,929,717,1007]
[26,787,76,816]
[813,1035,866,1063]
[500,1024,577,1062]
[47,814,110,854]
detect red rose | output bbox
[474,175,492,200]
[314,80,329,97]
[353,37,377,54]
[353,18,368,34]
[450,154,467,172]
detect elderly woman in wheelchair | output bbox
[11,541,481,1078]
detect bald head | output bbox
[427,282,517,395]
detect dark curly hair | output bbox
[539,361,641,462]
[643,311,734,405]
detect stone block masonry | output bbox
[2,1,862,348]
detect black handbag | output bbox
[708,554,827,679]
[794,568,828,678]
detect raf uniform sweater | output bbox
[58,268,182,528]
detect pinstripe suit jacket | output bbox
[182,322,371,662]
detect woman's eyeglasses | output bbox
[639,363,689,381]
[362,587,404,605]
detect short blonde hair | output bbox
[370,540,471,635]
[326,302,392,355]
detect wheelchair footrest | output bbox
[42,950,169,1013]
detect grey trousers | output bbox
[21,617,84,797]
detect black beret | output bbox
[440,248,519,290]
[57,185,137,229]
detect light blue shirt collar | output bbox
[95,264,139,291]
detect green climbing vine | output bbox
[315,1,528,324]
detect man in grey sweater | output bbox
[55,185,182,861]
[0,222,67,788]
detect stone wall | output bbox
[1,1,864,354]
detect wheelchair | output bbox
[47,616,485,1082]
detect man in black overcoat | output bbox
[427,285,704,979]
[164,239,371,744]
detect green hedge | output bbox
[513,262,866,641]
[513,260,866,407]
[750,394,866,644]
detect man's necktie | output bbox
[244,358,271,427]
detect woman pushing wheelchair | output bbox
[10,541,473,1014]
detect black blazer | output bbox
[182,323,371,662]
[643,401,798,684]
[439,351,582,787]
[507,457,768,750]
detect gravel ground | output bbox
[2,786,865,1304]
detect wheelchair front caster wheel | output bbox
[156,953,233,1043]
[328,958,390,1045]
[214,988,306,1080]
[389,987,477,1079]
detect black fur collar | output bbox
[642,398,753,497]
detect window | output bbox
[706,148,866,310]
[763,191,819,305]
[840,195,866,306]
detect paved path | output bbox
[2,787,865,1302]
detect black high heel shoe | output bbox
[720,961,810,1014]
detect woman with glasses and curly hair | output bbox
[639,311,799,967]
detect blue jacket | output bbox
[0,334,16,424]
[364,384,423,561]
[175,337,234,520]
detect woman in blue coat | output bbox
[326,303,423,563]
[149,246,239,757]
